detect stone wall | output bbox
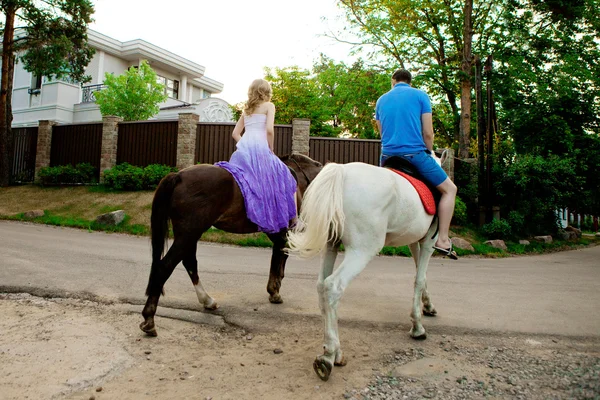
[292,118,310,155]
[34,120,56,182]
[176,113,199,170]
[100,116,122,182]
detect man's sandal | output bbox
[433,240,459,260]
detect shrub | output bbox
[452,196,468,226]
[493,154,581,236]
[506,211,526,235]
[38,163,97,185]
[103,163,177,191]
[481,218,512,239]
[142,164,177,189]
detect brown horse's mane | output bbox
[280,153,323,167]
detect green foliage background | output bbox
[264,56,390,138]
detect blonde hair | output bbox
[244,79,272,115]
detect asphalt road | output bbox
[1,220,599,337]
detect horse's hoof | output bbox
[411,332,427,341]
[204,300,219,310]
[423,308,437,317]
[269,294,283,304]
[313,357,333,381]
[334,355,347,367]
[139,321,157,337]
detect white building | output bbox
[11,29,233,127]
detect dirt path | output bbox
[1,293,598,400]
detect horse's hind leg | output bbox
[182,240,219,310]
[140,238,186,336]
[408,242,437,317]
[314,246,373,381]
[409,232,437,340]
[266,232,288,304]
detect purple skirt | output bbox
[216,145,297,234]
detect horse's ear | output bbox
[440,149,449,165]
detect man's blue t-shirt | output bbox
[375,83,432,155]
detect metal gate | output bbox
[10,127,38,183]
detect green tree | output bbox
[265,58,389,138]
[333,0,503,156]
[313,56,390,139]
[264,65,332,133]
[94,60,167,121]
[0,0,95,187]
[492,0,600,215]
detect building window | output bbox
[156,75,179,99]
[28,74,42,94]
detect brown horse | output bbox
[140,153,322,336]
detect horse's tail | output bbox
[287,163,345,258]
[146,172,181,296]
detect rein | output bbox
[289,156,312,186]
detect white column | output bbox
[180,75,188,102]
[97,50,105,84]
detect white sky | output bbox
[89,0,357,105]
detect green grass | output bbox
[1,185,597,257]
[2,209,597,257]
[3,211,150,236]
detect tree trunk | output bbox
[7,53,15,173]
[0,6,16,187]
[459,0,473,159]
[475,56,486,212]
[485,55,495,216]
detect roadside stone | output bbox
[559,229,579,240]
[533,235,553,243]
[450,237,474,251]
[485,239,507,250]
[23,209,44,219]
[557,230,571,240]
[565,225,582,238]
[519,240,530,245]
[273,348,283,354]
[95,210,125,226]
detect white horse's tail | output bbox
[287,162,345,258]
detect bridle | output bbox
[289,156,312,186]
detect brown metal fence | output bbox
[117,120,178,167]
[274,125,293,157]
[10,127,38,183]
[50,123,103,178]
[195,123,293,164]
[310,137,381,166]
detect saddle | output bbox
[382,156,441,215]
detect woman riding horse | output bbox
[140,79,322,337]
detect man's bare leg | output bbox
[435,178,457,250]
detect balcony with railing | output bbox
[81,84,105,103]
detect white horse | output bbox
[287,153,447,381]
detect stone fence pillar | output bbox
[176,113,199,170]
[100,115,122,183]
[292,118,310,156]
[34,120,56,182]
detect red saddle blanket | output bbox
[388,169,436,215]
